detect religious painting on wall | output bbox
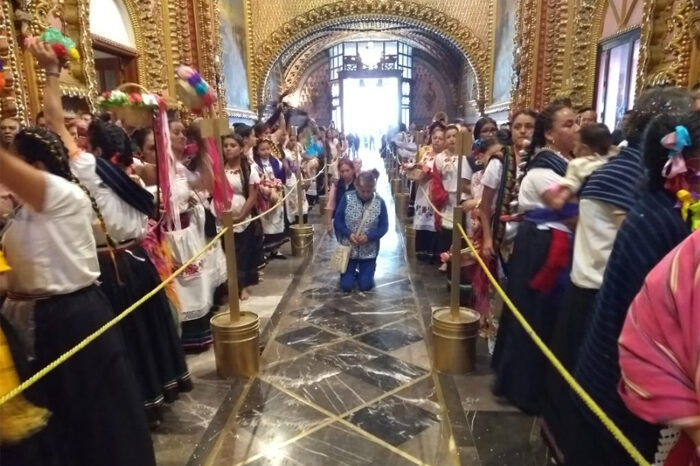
[492,0,516,104]
[219,0,251,111]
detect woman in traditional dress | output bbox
[0,127,155,465]
[168,120,225,351]
[325,158,356,231]
[254,138,288,259]
[491,99,579,415]
[569,103,696,465]
[618,229,700,466]
[476,111,536,343]
[32,43,192,427]
[219,133,260,300]
[413,123,445,263]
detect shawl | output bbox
[527,149,568,176]
[491,146,518,250]
[619,229,700,466]
[95,157,154,217]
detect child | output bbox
[545,123,618,210]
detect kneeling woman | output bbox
[333,170,389,291]
[0,129,155,465]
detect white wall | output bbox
[89,0,135,47]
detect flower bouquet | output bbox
[97,83,165,128]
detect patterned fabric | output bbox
[579,146,644,211]
[528,149,568,176]
[619,229,700,466]
[340,192,382,260]
[492,146,518,250]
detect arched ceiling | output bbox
[254,1,490,109]
[277,22,464,94]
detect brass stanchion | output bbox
[431,131,479,374]
[405,224,416,258]
[290,127,314,257]
[202,117,260,378]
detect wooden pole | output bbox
[450,135,465,317]
[292,126,304,227]
[201,117,241,323]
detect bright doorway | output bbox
[342,77,399,145]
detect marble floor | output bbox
[153,151,548,466]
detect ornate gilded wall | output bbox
[297,56,332,127]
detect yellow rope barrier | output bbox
[0,172,317,407]
[411,180,648,465]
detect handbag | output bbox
[331,200,372,274]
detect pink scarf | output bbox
[619,229,700,465]
[206,138,232,216]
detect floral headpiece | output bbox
[175,65,215,111]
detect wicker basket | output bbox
[103,83,156,128]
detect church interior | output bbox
[1,1,700,465]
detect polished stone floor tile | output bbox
[470,411,546,466]
[246,422,419,466]
[347,394,439,446]
[208,379,329,465]
[276,325,340,352]
[358,319,424,352]
[262,347,386,415]
[345,353,427,392]
[293,305,371,336]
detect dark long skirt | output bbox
[415,229,438,263]
[98,245,192,423]
[236,226,260,289]
[541,282,598,462]
[491,222,569,415]
[181,311,214,351]
[1,286,156,466]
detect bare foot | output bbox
[240,288,250,301]
[438,263,448,272]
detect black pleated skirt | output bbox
[415,229,439,263]
[98,244,192,422]
[1,286,156,466]
[491,222,569,415]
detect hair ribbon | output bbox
[661,125,691,179]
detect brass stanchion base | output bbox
[290,224,314,257]
[390,178,401,196]
[318,195,328,214]
[405,224,416,258]
[431,307,480,374]
[394,193,408,222]
[210,311,260,378]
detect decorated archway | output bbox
[253,0,489,111]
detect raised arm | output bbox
[29,41,81,159]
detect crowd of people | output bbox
[4,37,700,466]
[390,88,700,465]
[0,43,367,466]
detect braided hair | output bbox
[14,127,118,249]
[87,119,134,169]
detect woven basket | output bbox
[405,165,425,181]
[104,83,156,128]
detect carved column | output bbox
[1,0,28,122]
